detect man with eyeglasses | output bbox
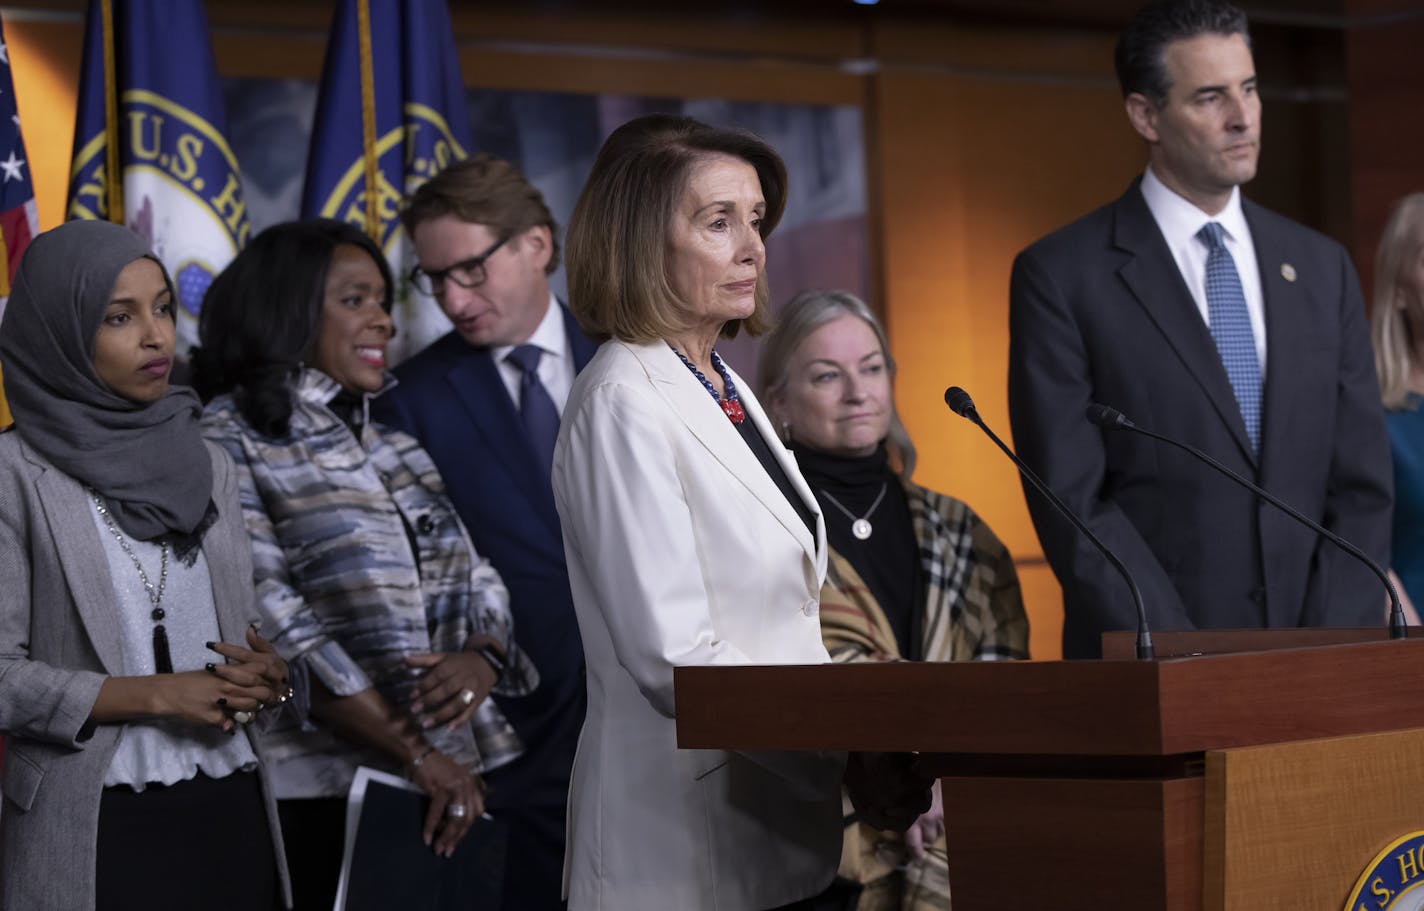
[373,152,598,911]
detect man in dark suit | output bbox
[1008,0,1393,659]
[373,154,597,909]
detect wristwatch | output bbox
[474,643,506,684]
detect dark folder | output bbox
[337,770,506,910]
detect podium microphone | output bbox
[944,387,1154,660]
[1086,402,1406,641]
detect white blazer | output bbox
[552,340,845,911]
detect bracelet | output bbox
[474,643,507,684]
[407,745,436,771]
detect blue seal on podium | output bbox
[1346,832,1424,910]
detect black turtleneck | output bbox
[735,418,818,539]
[327,388,366,436]
[792,441,921,659]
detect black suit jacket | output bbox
[1008,179,1393,659]
[372,304,599,808]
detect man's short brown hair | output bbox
[565,114,787,343]
[402,153,560,275]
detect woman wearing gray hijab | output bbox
[0,220,291,910]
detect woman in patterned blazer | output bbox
[191,219,537,909]
[758,288,1031,911]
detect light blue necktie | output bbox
[505,345,560,478]
[1198,221,1262,454]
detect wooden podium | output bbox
[673,631,1424,910]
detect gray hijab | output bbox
[0,220,212,540]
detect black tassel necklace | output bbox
[91,492,174,673]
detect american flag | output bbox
[0,12,36,428]
[0,14,34,313]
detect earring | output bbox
[780,420,792,443]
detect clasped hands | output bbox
[405,634,502,730]
[845,751,940,849]
[406,746,487,858]
[402,637,504,855]
[164,626,290,733]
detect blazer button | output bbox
[416,514,436,535]
[802,599,819,618]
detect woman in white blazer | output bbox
[0,221,291,910]
[553,114,853,911]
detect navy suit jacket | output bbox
[1008,179,1393,659]
[373,304,599,809]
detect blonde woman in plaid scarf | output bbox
[759,289,1030,911]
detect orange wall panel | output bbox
[9,19,82,231]
[874,66,1145,660]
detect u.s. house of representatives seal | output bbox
[1345,832,1424,910]
[69,88,249,354]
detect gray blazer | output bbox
[0,431,290,910]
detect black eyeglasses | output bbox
[409,235,508,295]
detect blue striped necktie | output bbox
[1198,221,1262,454]
[505,344,560,478]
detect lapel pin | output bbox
[1280,263,1297,282]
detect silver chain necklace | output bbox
[91,491,174,673]
[819,482,889,541]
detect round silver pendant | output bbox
[851,519,873,540]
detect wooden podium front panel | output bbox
[942,775,1204,911]
[1204,728,1424,911]
[675,641,1424,758]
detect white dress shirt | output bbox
[1139,166,1267,373]
[491,293,574,415]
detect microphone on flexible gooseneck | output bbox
[1085,402,1406,641]
[944,387,1154,660]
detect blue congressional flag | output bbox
[67,0,248,353]
[303,0,471,361]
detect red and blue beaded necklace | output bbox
[670,344,746,424]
